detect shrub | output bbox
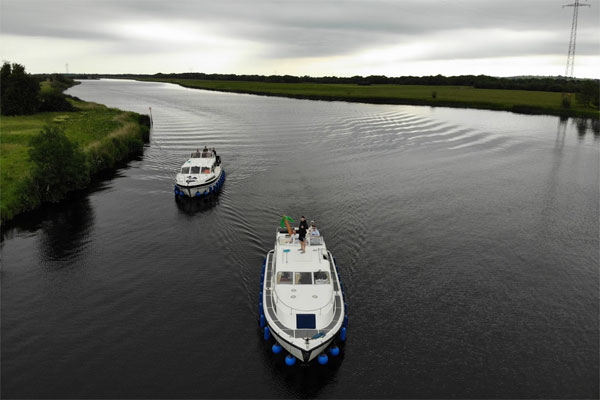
[39,90,75,112]
[28,125,90,202]
[576,80,600,108]
[561,93,571,109]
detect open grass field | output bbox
[147,79,599,118]
[1,98,147,222]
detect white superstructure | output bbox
[174,148,225,198]
[262,228,346,363]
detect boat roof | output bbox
[179,156,215,168]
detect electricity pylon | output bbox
[563,0,591,78]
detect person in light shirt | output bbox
[309,221,320,236]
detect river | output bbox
[1,79,598,398]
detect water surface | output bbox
[2,79,598,398]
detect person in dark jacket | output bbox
[297,216,309,253]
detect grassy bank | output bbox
[146,78,599,118]
[1,98,150,222]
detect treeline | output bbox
[73,71,598,95]
[1,62,77,115]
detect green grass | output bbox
[1,98,147,222]
[145,79,599,118]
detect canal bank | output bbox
[0,97,151,223]
[139,78,600,119]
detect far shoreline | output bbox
[132,78,599,120]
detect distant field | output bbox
[1,99,145,222]
[145,79,599,118]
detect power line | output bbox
[563,0,591,78]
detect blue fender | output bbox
[272,344,282,354]
[318,353,329,365]
[285,354,296,366]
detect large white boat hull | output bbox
[261,231,347,365]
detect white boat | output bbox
[174,148,225,198]
[260,227,347,365]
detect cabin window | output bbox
[201,167,211,174]
[181,167,190,174]
[313,271,330,284]
[294,272,313,285]
[191,166,200,174]
[296,314,316,329]
[277,272,293,284]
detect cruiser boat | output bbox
[261,227,347,365]
[174,148,225,198]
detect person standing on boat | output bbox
[298,216,309,253]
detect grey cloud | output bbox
[408,34,600,62]
[1,0,598,62]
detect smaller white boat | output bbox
[173,148,225,198]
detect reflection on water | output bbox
[38,196,94,263]
[259,342,345,399]
[1,191,94,251]
[592,118,600,135]
[174,194,222,215]
[573,117,600,139]
[576,118,588,138]
[555,119,567,150]
[1,79,598,399]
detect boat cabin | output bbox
[267,228,340,331]
[176,148,222,188]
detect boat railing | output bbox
[277,234,294,245]
[275,231,324,246]
[191,150,216,158]
[308,235,323,246]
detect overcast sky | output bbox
[1,0,599,78]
